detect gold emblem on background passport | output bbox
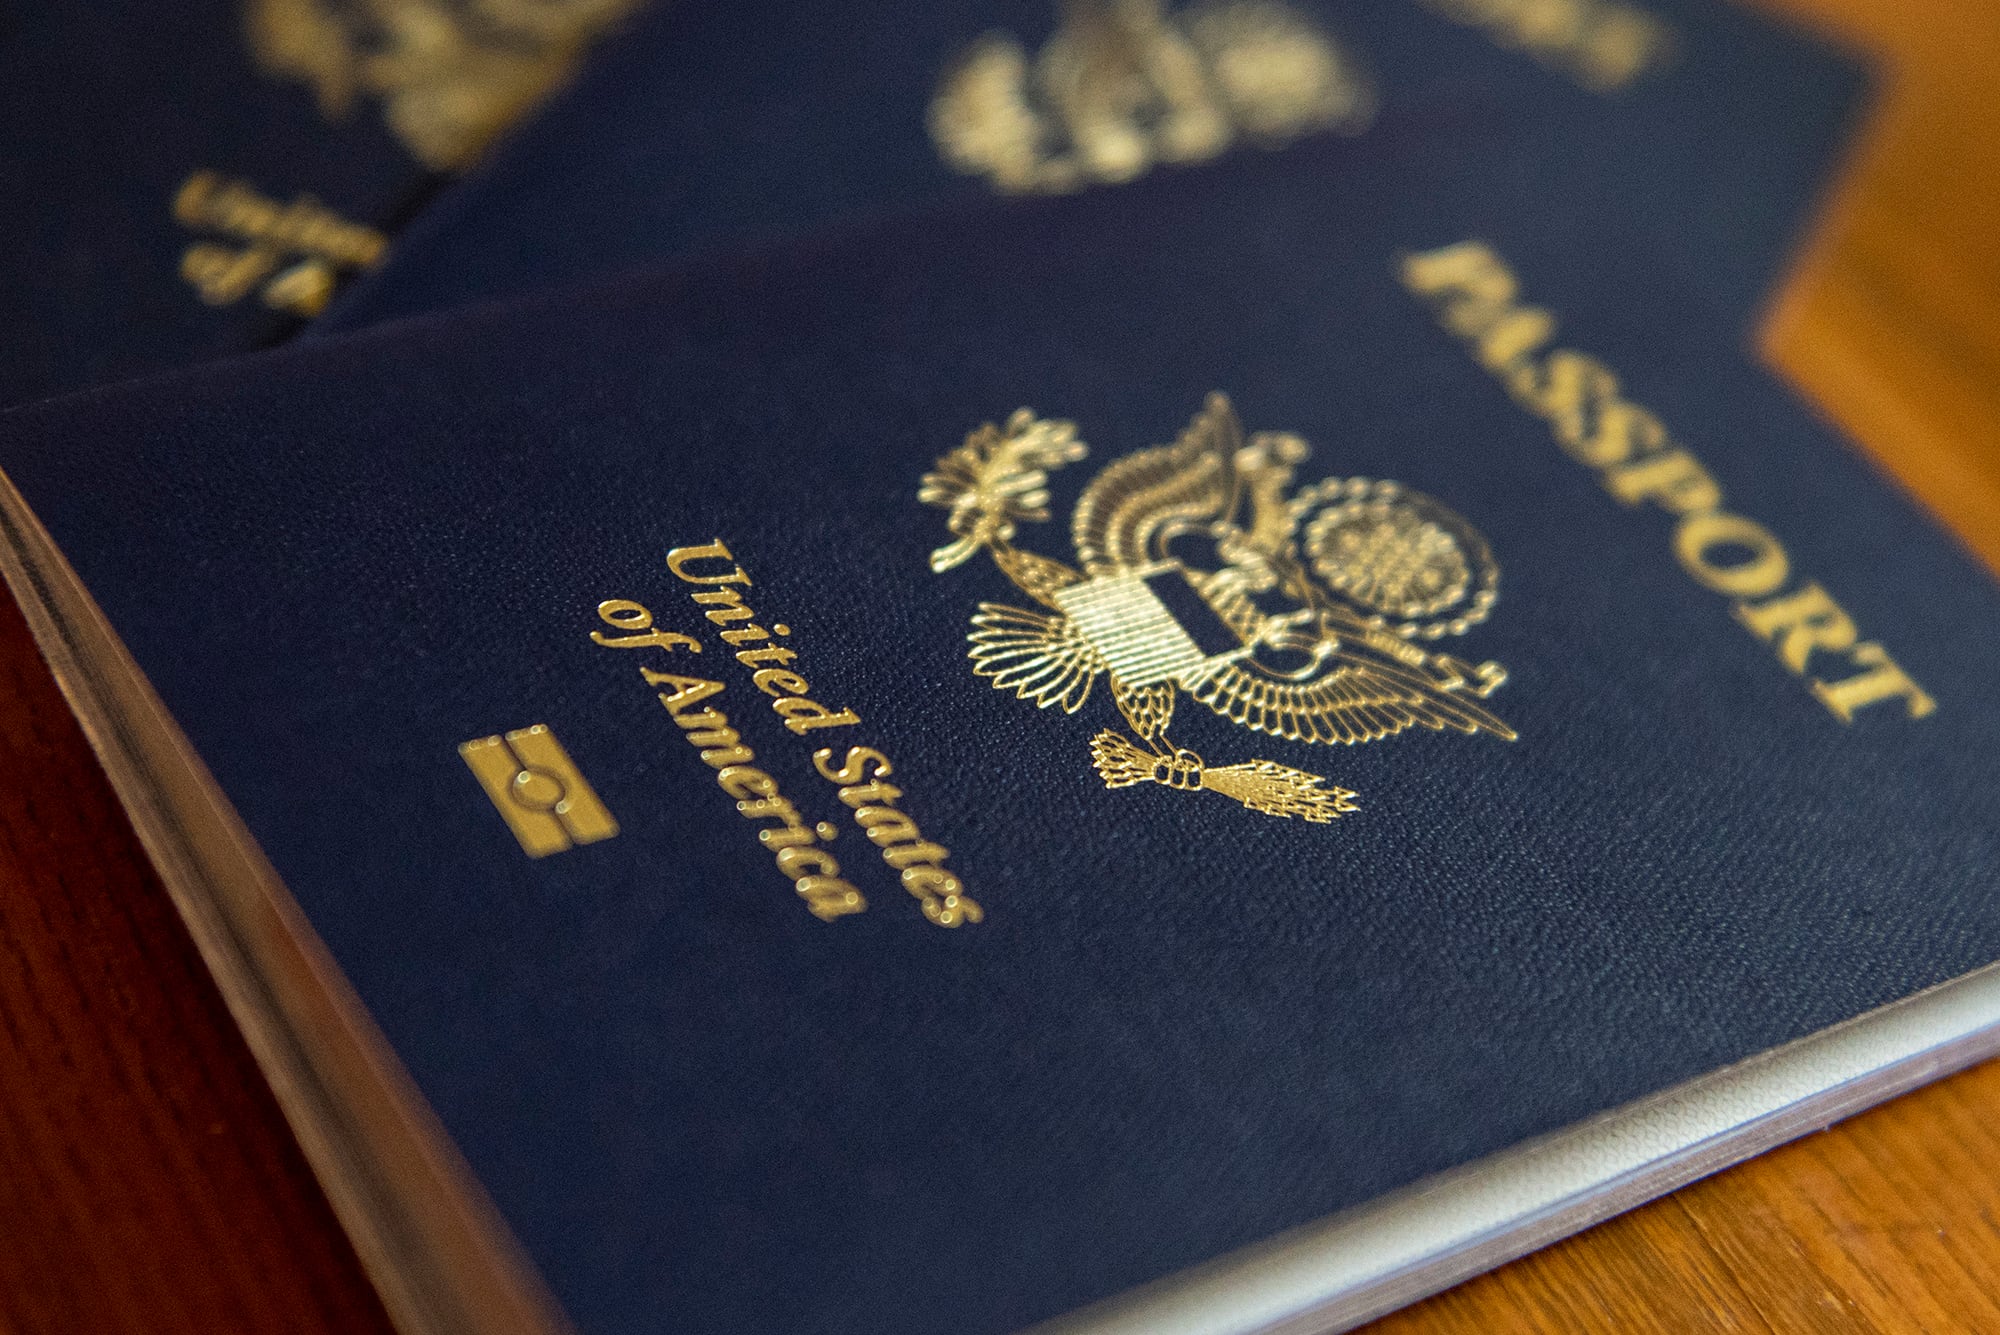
[460,725,618,857]
[920,393,1515,822]
[930,0,1374,195]
[245,0,637,171]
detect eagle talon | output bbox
[1155,746,1205,791]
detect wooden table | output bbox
[3,1,1996,1329]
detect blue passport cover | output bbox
[0,0,632,407]
[315,0,1869,338]
[5,120,1993,1334]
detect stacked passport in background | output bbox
[0,0,634,406]
[7,4,1999,1335]
[308,0,1864,334]
[9,0,1858,410]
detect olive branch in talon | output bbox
[919,394,1516,825]
[920,408,1086,572]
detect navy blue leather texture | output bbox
[313,0,1868,338]
[0,0,438,408]
[6,121,1995,1335]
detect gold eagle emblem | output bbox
[920,392,1515,822]
[928,0,1375,195]
[244,0,636,171]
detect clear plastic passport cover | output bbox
[313,0,1868,339]
[0,115,1995,1335]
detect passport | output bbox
[4,117,1996,1335]
[314,0,1870,339]
[0,0,635,407]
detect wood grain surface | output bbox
[0,583,393,1335]
[1755,0,2000,578]
[0,2,1995,1331]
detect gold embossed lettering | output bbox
[181,243,281,306]
[593,599,702,652]
[904,867,985,927]
[668,554,861,735]
[1474,305,1556,373]
[751,668,811,697]
[1577,399,1667,469]
[856,807,921,848]
[1512,349,1611,435]
[796,876,868,921]
[1811,644,1938,722]
[604,636,870,921]
[672,707,754,766]
[1602,448,1721,514]
[667,540,753,585]
[261,260,338,316]
[834,779,903,807]
[644,671,724,714]
[693,590,757,624]
[773,697,861,735]
[755,818,816,850]
[1403,240,1934,721]
[882,840,953,870]
[613,550,974,925]
[1400,241,1516,336]
[1511,352,1669,469]
[1734,584,1859,674]
[171,171,386,316]
[716,766,778,802]
[814,745,892,785]
[774,846,841,879]
[812,745,974,926]
[1673,511,1791,598]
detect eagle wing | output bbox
[1186,647,1516,745]
[1110,678,1177,742]
[967,603,1105,713]
[1072,392,1242,574]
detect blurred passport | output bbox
[2,117,1997,1335]
[314,0,1869,337]
[0,0,634,407]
